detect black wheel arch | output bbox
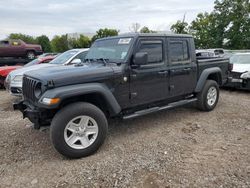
[26,49,36,54]
[38,83,121,117]
[195,67,222,93]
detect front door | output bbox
[129,37,169,107]
[167,37,197,97]
[9,40,23,56]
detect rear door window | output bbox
[169,39,190,64]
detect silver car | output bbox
[5,48,89,96]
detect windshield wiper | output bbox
[85,58,121,66]
[84,58,94,63]
[84,58,108,66]
[96,58,108,66]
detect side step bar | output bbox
[123,98,197,120]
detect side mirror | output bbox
[71,58,82,64]
[133,52,148,66]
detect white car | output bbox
[227,53,250,90]
[196,49,225,58]
[5,48,89,96]
[196,50,219,58]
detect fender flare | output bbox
[195,67,222,93]
[38,83,121,115]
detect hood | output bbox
[232,64,250,73]
[9,63,58,78]
[25,63,119,87]
[0,66,22,77]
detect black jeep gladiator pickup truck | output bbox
[14,34,229,158]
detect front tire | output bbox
[50,102,108,158]
[197,80,219,111]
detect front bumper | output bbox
[5,80,23,96]
[13,100,51,129]
[226,74,250,90]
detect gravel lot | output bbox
[0,89,249,188]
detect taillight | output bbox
[229,63,233,72]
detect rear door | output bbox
[167,37,197,97]
[129,37,169,106]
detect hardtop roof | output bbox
[96,33,193,41]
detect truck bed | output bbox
[197,57,229,85]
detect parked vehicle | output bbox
[0,56,55,89]
[197,49,225,57]
[14,34,229,158]
[196,50,219,58]
[0,65,22,88]
[226,53,250,90]
[0,39,43,59]
[5,49,88,95]
[208,49,225,56]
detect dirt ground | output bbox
[0,89,249,188]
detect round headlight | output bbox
[34,83,42,98]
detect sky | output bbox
[0,0,215,39]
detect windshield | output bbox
[49,50,78,64]
[85,38,133,61]
[24,59,39,67]
[230,54,250,64]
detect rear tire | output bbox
[197,80,219,111]
[26,51,35,59]
[50,102,108,158]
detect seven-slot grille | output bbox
[22,76,39,101]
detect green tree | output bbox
[214,0,250,49]
[171,20,189,34]
[140,26,156,33]
[36,35,51,52]
[51,35,69,52]
[190,0,250,49]
[8,33,37,44]
[68,35,91,48]
[189,12,218,48]
[78,35,91,48]
[92,28,119,42]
